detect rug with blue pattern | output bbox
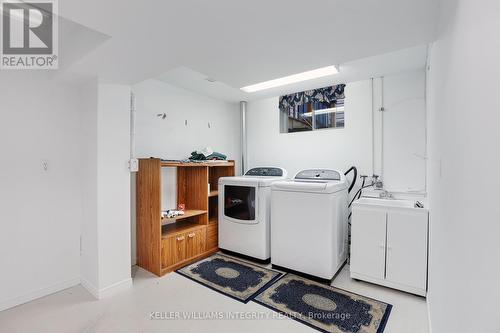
[254,274,392,333]
[176,254,282,303]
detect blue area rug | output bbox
[253,274,392,333]
[176,254,282,303]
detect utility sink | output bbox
[353,197,426,210]
[350,196,429,296]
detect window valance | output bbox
[278,84,346,112]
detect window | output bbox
[279,84,345,133]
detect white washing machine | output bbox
[271,169,349,279]
[219,167,288,260]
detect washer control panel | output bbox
[245,167,284,177]
[295,169,341,181]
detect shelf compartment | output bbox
[161,209,207,225]
[162,220,205,238]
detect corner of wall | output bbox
[81,276,132,300]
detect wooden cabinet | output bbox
[186,227,206,258]
[137,158,234,276]
[350,204,428,296]
[162,234,186,268]
[162,227,206,268]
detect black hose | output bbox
[357,177,366,200]
[349,183,374,208]
[344,166,357,194]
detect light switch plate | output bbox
[129,158,139,172]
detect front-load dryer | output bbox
[271,169,349,279]
[219,167,287,261]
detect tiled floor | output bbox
[0,260,429,333]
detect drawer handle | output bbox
[176,236,185,241]
[188,233,195,238]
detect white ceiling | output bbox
[57,0,438,94]
[156,45,429,102]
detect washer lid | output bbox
[245,167,286,177]
[219,167,288,187]
[272,169,347,193]
[294,169,341,181]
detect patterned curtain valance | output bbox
[278,84,346,111]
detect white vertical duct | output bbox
[380,76,385,181]
[240,101,247,174]
[130,91,136,160]
[371,78,375,176]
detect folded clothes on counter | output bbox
[189,147,227,161]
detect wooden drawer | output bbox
[206,223,218,250]
[161,234,186,268]
[186,228,206,258]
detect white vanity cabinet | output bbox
[350,198,428,296]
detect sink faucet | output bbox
[372,175,384,189]
[379,189,393,199]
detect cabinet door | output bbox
[386,211,428,290]
[186,228,206,258]
[161,234,186,268]
[350,208,387,279]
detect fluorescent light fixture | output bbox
[240,65,339,93]
[302,106,345,117]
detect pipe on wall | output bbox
[380,76,385,182]
[371,78,375,176]
[130,91,136,160]
[240,101,247,174]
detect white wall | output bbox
[80,79,99,290]
[246,70,426,193]
[248,79,373,178]
[80,82,132,298]
[426,0,500,332]
[97,83,132,293]
[0,72,82,311]
[381,72,427,192]
[130,79,241,264]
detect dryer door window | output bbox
[224,185,256,222]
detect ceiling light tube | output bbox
[240,65,339,93]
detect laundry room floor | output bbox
[0,258,429,333]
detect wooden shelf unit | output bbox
[136,158,235,276]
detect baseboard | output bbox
[98,278,133,299]
[80,277,133,300]
[0,277,80,312]
[80,276,100,299]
